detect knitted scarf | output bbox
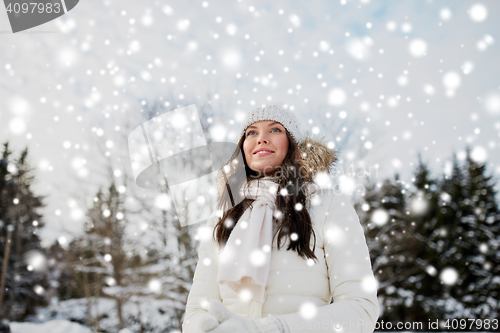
[217,178,319,305]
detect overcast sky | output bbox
[1,0,499,246]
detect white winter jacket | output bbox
[182,189,380,333]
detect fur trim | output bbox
[298,135,337,181]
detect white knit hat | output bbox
[239,104,305,144]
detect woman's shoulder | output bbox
[307,188,358,225]
[307,185,353,207]
[307,189,365,250]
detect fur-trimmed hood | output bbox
[297,135,337,181]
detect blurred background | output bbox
[0,0,499,332]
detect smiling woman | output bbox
[182,103,379,333]
[243,120,289,177]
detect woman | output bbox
[182,104,379,333]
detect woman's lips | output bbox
[254,151,274,156]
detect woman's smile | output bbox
[253,148,275,156]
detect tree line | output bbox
[1,139,499,331]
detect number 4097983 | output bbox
[444,319,498,330]
[6,2,62,14]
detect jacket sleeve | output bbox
[279,192,380,333]
[182,216,223,333]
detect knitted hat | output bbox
[239,104,305,145]
[225,103,336,188]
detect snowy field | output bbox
[10,320,140,333]
[10,320,91,333]
[9,320,487,333]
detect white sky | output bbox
[1,0,499,246]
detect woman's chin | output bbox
[250,165,277,176]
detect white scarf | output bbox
[217,178,319,305]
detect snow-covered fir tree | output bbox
[429,149,500,319]
[0,142,48,320]
[360,152,500,327]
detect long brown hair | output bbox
[213,129,318,262]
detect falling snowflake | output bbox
[319,40,330,51]
[442,72,461,90]
[289,14,301,27]
[58,236,67,246]
[177,19,190,31]
[339,175,356,194]
[409,39,427,57]
[105,276,117,286]
[325,226,345,245]
[239,289,252,302]
[423,84,435,95]
[361,275,378,293]
[346,39,370,60]
[469,4,487,22]
[103,209,111,218]
[34,285,45,295]
[148,279,162,293]
[299,302,318,319]
[328,88,346,106]
[154,194,171,210]
[410,195,428,215]
[484,93,500,114]
[386,21,396,31]
[226,23,237,35]
[222,49,242,68]
[440,192,451,203]
[250,249,266,266]
[440,267,458,285]
[9,118,26,135]
[470,146,487,163]
[23,250,48,272]
[371,209,389,226]
[440,8,452,20]
[462,61,474,75]
[426,265,437,276]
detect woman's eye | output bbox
[247,128,281,136]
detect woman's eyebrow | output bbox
[247,122,281,129]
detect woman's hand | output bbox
[202,299,259,333]
[203,299,289,333]
[199,314,220,332]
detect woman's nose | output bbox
[257,132,269,144]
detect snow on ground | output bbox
[29,297,179,332]
[10,319,91,333]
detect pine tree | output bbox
[0,142,48,320]
[358,174,413,322]
[399,156,442,321]
[362,152,500,328]
[429,149,500,319]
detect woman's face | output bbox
[243,120,289,176]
